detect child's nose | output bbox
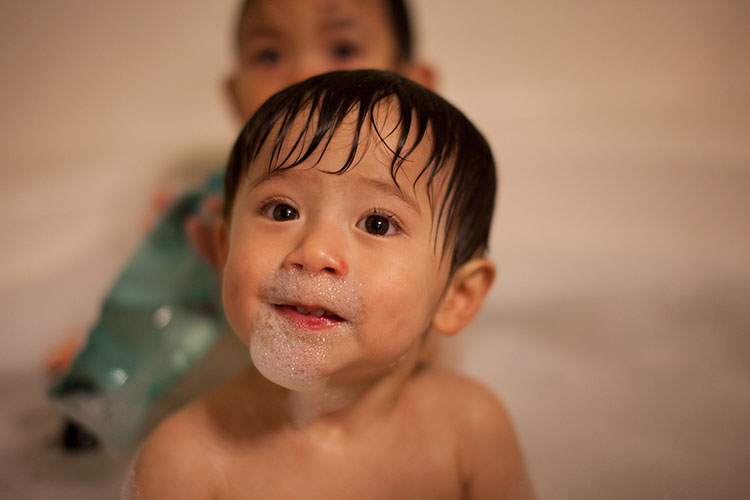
[283,222,348,277]
[288,54,325,86]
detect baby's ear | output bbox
[432,258,495,336]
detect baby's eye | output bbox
[357,213,399,236]
[263,203,298,221]
[331,42,359,61]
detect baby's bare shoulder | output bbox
[132,398,224,499]
[404,368,517,445]
[142,398,216,453]
[409,369,536,499]
[410,368,510,422]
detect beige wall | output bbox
[0,0,237,292]
[415,0,750,295]
[1,0,748,365]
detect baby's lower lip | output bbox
[273,305,344,330]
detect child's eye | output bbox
[357,212,400,237]
[331,42,359,61]
[262,202,298,221]
[254,49,280,66]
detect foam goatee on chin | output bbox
[249,268,365,391]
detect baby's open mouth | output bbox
[273,304,345,323]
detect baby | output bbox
[129,69,534,499]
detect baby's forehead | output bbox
[251,102,444,187]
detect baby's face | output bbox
[230,0,400,120]
[220,113,453,390]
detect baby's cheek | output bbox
[221,271,252,346]
[358,286,433,359]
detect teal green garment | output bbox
[49,172,229,452]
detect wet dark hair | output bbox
[224,69,496,276]
[237,0,414,63]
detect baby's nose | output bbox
[283,224,348,277]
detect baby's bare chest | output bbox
[219,424,463,500]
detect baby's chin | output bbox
[247,309,334,392]
[251,347,330,392]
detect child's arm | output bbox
[128,413,220,500]
[458,383,536,500]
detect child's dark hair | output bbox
[237,0,414,64]
[224,69,496,276]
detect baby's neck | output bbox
[278,348,421,433]
[285,385,365,428]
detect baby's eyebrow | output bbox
[246,170,420,214]
[358,176,421,215]
[247,168,289,191]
